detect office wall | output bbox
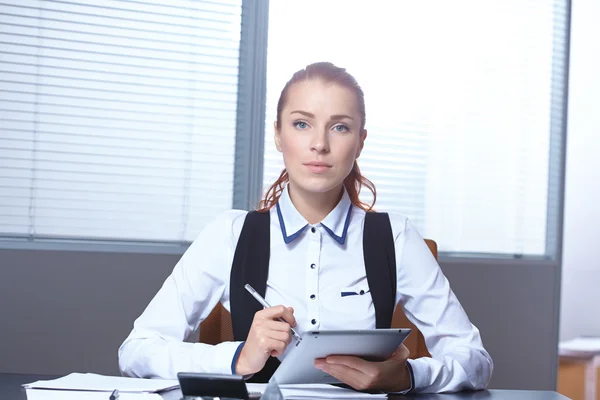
[0,249,176,376]
[0,248,560,390]
[559,0,600,341]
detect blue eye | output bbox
[333,124,349,132]
[293,121,309,129]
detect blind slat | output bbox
[0,162,234,183]
[1,117,234,135]
[0,34,239,67]
[0,96,237,116]
[0,26,240,59]
[1,51,240,83]
[0,128,235,145]
[0,72,237,98]
[0,61,240,90]
[4,1,238,31]
[1,45,239,74]
[0,107,237,126]
[0,134,232,153]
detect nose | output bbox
[310,128,330,154]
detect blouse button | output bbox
[310,263,316,269]
[311,227,316,233]
[310,294,316,300]
[311,319,317,325]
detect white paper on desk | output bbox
[559,337,600,356]
[26,389,164,400]
[23,372,179,393]
[247,383,387,399]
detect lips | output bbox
[304,162,331,174]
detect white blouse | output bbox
[118,186,493,393]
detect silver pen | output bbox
[244,284,303,342]
[109,389,119,400]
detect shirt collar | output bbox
[275,185,353,245]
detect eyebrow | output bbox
[289,110,354,121]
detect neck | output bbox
[287,184,344,225]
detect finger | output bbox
[318,362,371,391]
[264,319,293,334]
[266,328,292,345]
[268,339,287,357]
[256,335,288,355]
[390,344,410,361]
[256,305,288,320]
[314,358,327,369]
[324,355,375,373]
[282,306,297,327]
[256,306,297,328]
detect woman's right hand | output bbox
[235,305,296,375]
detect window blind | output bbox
[0,0,242,243]
[263,0,568,257]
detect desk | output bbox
[0,373,569,400]
[558,353,600,400]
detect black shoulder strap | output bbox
[229,210,280,382]
[230,211,270,341]
[363,212,397,329]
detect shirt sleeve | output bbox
[118,210,248,379]
[391,215,494,393]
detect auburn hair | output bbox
[258,62,376,212]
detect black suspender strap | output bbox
[230,211,270,341]
[363,212,397,329]
[229,210,280,382]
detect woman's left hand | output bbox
[314,344,411,393]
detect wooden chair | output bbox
[200,239,438,360]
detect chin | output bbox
[292,177,343,195]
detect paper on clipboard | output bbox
[22,372,178,393]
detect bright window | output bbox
[263,0,568,256]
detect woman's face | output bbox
[274,79,366,198]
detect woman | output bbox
[118,62,493,393]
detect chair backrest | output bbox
[199,239,438,359]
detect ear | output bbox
[274,121,283,152]
[356,129,367,159]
